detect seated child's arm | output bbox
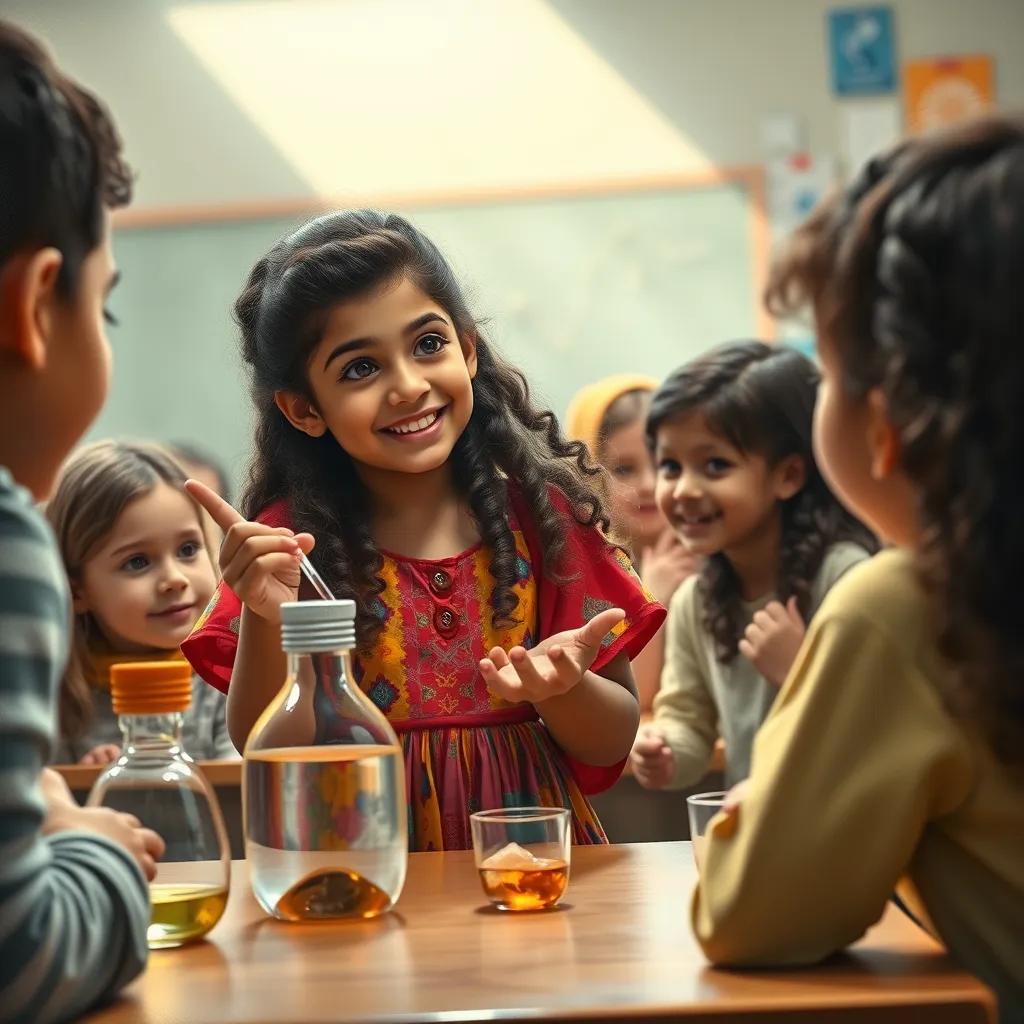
[692,589,972,967]
[0,484,155,1024]
[635,581,718,789]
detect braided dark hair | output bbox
[647,341,877,662]
[236,210,606,646]
[766,115,1024,766]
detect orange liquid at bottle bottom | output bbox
[274,867,393,920]
[478,861,569,911]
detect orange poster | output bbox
[904,55,994,133]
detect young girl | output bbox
[692,117,1024,1020]
[566,374,696,710]
[47,441,236,764]
[183,209,664,851]
[630,341,876,792]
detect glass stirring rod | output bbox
[298,551,336,600]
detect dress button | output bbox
[434,607,457,638]
[429,569,452,596]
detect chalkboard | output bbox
[94,178,765,489]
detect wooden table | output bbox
[83,842,995,1024]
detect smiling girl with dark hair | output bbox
[184,209,665,851]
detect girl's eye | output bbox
[657,458,681,478]
[414,333,447,356]
[705,457,732,476]
[103,308,119,326]
[121,554,149,573]
[612,464,636,480]
[341,358,378,381]
[179,541,201,559]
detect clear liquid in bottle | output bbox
[246,743,405,919]
[243,599,407,921]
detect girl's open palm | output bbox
[185,479,316,624]
[479,607,625,705]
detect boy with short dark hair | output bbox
[0,20,163,1023]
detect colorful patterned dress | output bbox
[183,488,664,851]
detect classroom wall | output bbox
[4,0,1023,486]
[5,0,1022,209]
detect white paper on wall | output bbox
[767,152,838,242]
[840,100,902,177]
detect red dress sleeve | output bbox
[510,486,667,794]
[181,500,292,694]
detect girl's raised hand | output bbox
[184,479,316,624]
[738,596,806,687]
[479,606,625,705]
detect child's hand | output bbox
[738,596,805,687]
[638,531,700,606]
[722,777,750,819]
[40,768,165,881]
[479,607,625,705]
[185,479,316,624]
[630,724,675,788]
[79,743,121,766]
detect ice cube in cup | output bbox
[470,808,571,911]
[480,842,544,871]
[686,791,727,872]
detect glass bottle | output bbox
[87,661,231,948]
[244,599,407,921]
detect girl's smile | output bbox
[379,404,448,440]
[672,507,723,540]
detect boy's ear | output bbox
[773,452,807,501]
[866,388,901,480]
[461,330,478,380]
[69,578,89,615]
[0,248,63,369]
[274,390,328,437]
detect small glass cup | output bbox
[470,807,571,911]
[686,790,727,873]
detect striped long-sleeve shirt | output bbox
[0,467,149,1024]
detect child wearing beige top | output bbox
[694,116,1024,1023]
[631,342,875,790]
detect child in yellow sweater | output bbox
[692,116,1024,1023]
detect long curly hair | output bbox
[765,114,1024,766]
[236,209,607,647]
[647,341,877,662]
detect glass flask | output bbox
[244,599,407,921]
[87,661,231,948]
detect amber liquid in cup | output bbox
[471,807,572,912]
[478,855,569,911]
